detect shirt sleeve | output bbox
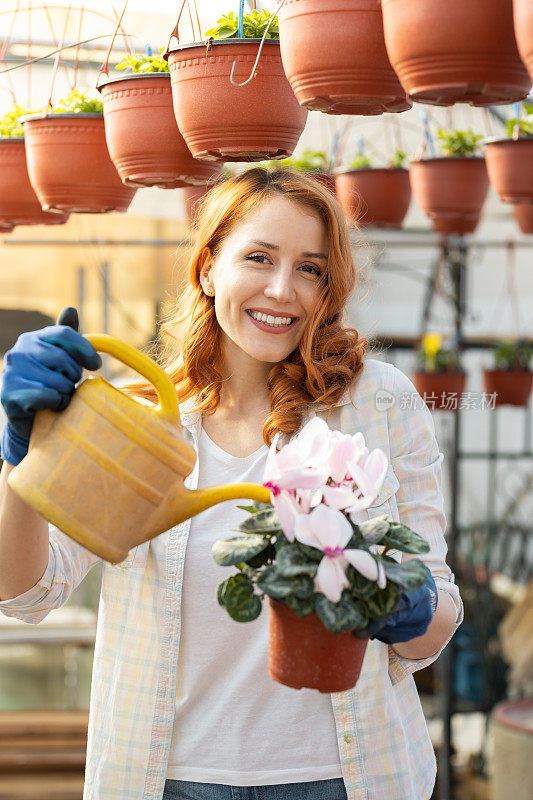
[0,523,101,624]
[385,364,464,685]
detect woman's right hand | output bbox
[1,323,102,466]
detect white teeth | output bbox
[248,311,294,327]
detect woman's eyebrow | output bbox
[248,239,328,260]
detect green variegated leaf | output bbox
[358,515,391,544]
[239,507,281,534]
[295,541,324,563]
[365,582,401,619]
[284,594,317,618]
[257,565,314,600]
[383,557,429,591]
[315,592,368,634]
[236,504,258,514]
[216,576,231,607]
[382,522,430,554]
[347,565,378,599]
[224,573,262,622]
[212,534,270,566]
[277,545,319,578]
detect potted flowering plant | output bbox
[212,417,432,693]
[413,333,467,411]
[257,149,336,193]
[410,128,489,236]
[165,8,307,161]
[98,50,222,188]
[483,340,533,406]
[335,148,411,228]
[485,104,533,205]
[277,0,410,115]
[0,105,69,229]
[381,0,530,106]
[21,89,136,214]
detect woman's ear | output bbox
[199,246,213,293]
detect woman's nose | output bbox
[264,268,297,302]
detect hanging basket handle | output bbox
[96,0,130,87]
[229,0,286,88]
[163,0,190,60]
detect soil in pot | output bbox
[21,113,136,213]
[485,139,533,204]
[335,168,411,227]
[166,39,307,161]
[278,0,410,115]
[0,138,69,227]
[99,73,222,188]
[513,203,533,234]
[483,369,533,406]
[413,371,467,411]
[268,597,368,693]
[382,0,531,106]
[410,157,489,232]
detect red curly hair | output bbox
[124,167,368,447]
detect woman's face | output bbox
[200,194,328,368]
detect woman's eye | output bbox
[245,254,269,264]
[300,264,322,276]
[245,254,321,277]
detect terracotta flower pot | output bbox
[335,168,411,228]
[21,113,136,213]
[278,0,410,115]
[183,184,211,225]
[413,371,467,411]
[410,157,489,232]
[512,203,533,233]
[0,222,15,233]
[432,216,479,236]
[381,0,530,106]
[0,138,69,227]
[485,138,533,204]
[309,171,336,194]
[167,39,307,161]
[514,0,533,82]
[483,369,533,406]
[268,598,368,693]
[99,73,222,188]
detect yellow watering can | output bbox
[8,332,271,564]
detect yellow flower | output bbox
[422,333,442,371]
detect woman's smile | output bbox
[245,309,298,334]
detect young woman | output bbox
[0,169,462,800]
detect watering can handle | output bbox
[55,307,180,427]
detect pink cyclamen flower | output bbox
[262,418,332,495]
[294,504,386,603]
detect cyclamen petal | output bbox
[271,492,301,542]
[294,513,322,549]
[315,555,350,603]
[295,417,333,466]
[343,548,380,582]
[307,503,353,550]
[321,484,361,511]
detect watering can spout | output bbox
[168,482,272,527]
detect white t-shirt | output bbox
[166,423,343,785]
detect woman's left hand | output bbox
[370,571,438,645]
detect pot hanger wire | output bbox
[229,0,286,87]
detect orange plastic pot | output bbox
[410,158,489,232]
[432,216,480,236]
[513,203,533,233]
[483,369,533,406]
[278,0,410,115]
[0,138,69,227]
[514,0,533,82]
[413,371,467,411]
[382,0,530,106]
[268,598,368,693]
[167,39,307,161]
[99,73,222,188]
[21,113,136,213]
[485,138,533,204]
[335,168,411,228]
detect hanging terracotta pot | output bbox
[277,0,411,115]
[412,371,467,411]
[312,172,336,194]
[0,138,69,227]
[513,203,533,233]
[166,39,307,161]
[268,598,368,693]
[183,183,212,225]
[410,157,489,233]
[335,168,411,228]
[484,138,533,203]
[99,73,222,188]
[432,216,479,236]
[513,0,533,82]
[21,113,136,213]
[381,0,530,106]
[0,222,15,233]
[483,369,533,406]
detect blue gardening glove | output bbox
[369,571,439,645]
[1,308,101,466]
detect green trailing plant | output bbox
[437,128,483,157]
[417,333,463,373]
[0,105,29,137]
[280,149,329,173]
[115,48,169,73]
[506,103,533,138]
[492,339,532,371]
[391,149,407,169]
[205,9,279,39]
[213,502,431,634]
[52,89,103,114]
[349,152,373,169]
